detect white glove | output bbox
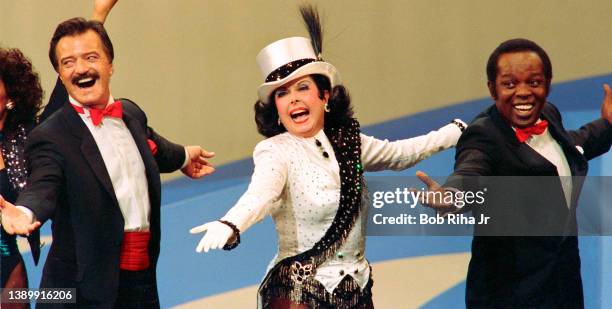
[189,221,234,253]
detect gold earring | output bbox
[324,102,330,112]
[6,100,15,110]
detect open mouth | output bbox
[290,108,310,124]
[75,77,96,88]
[513,103,535,116]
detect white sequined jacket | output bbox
[222,123,462,293]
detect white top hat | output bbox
[256,37,341,103]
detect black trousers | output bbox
[114,268,160,309]
[36,267,160,309]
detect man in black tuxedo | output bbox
[1,18,215,308]
[418,38,612,308]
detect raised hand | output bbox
[189,221,234,253]
[91,0,119,23]
[415,171,458,216]
[181,146,215,179]
[0,196,41,235]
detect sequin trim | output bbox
[2,124,29,192]
[0,124,29,258]
[259,118,367,308]
[265,59,316,83]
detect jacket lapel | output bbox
[490,106,558,174]
[60,104,118,202]
[120,101,160,195]
[541,109,588,177]
[540,107,588,209]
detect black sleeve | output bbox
[444,148,493,193]
[148,126,186,173]
[39,78,68,123]
[568,118,612,160]
[443,124,496,211]
[448,120,497,181]
[16,129,64,223]
[547,102,612,160]
[120,98,186,173]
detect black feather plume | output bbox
[299,4,323,60]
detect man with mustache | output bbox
[418,38,612,308]
[1,17,215,308]
[39,0,120,123]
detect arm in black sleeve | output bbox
[39,78,68,123]
[568,118,612,160]
[15,130,64,224]
[147,126,186,173]
[120,98,186,173]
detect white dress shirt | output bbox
[523,124,573,208]
[69,95,151,231]
[18,96,189,229]
[221,122,463,294]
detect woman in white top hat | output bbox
[190,5,465,308]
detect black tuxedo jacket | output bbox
[445,103,611,308]
[17,99,185,307]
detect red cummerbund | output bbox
[119,231,151,271]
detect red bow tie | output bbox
[515,120,548,143]
[71,101,123,126]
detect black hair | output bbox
[486,38,552,97]
[254,74,353,138]
[49,17,114,71]
[0,47,43,131]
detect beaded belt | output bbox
[119,231,150,271]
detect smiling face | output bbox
[489,51,548,128]
[56,30,113,109]
[274,75,329,138]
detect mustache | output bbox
[71,71,99,84]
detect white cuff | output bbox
[181,148,189,169]
[436,121,465,148]
[451,119,467,131]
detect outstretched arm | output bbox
[416,147,495,215]
[0,197,41,235]
[568,84,612,160]
[361,120,465,172]
[190,140,287,252]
